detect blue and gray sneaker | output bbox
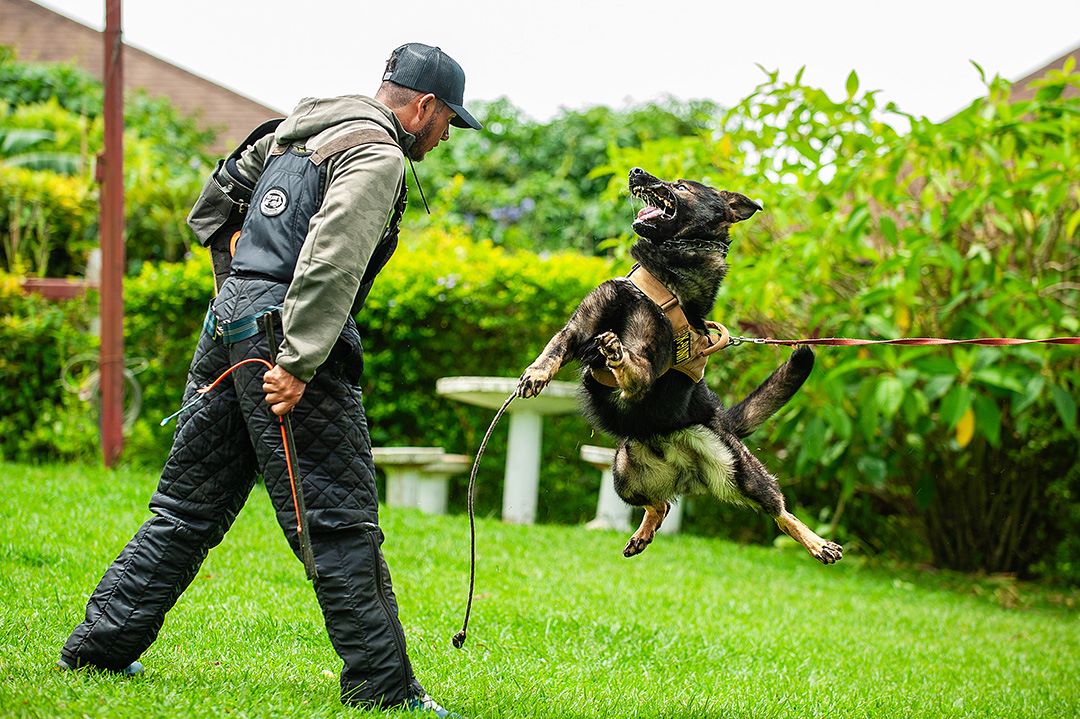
[403,692,463,718]
[55,657,144,676]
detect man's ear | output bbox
[720,191,763,222]
[395,92,438,133]
[416,92,439,121]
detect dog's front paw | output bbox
[596,331,625,367]
[517,364,553,398]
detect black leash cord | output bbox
[453,392,516,649]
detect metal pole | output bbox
[100,0,124,466]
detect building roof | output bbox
[0,0,282,153]
[1010,45,1080,102]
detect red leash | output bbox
[728,335,1080,348]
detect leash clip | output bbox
[728,336,767,348]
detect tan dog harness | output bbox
[591,265,731,388]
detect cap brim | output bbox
[447,102,482,130]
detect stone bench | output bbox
[580,445,683,534]
[372,447,471,515]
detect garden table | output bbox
[435,376,579,524]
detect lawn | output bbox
[1,462,1077,719]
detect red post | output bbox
[100,0,124,466]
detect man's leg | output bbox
[61,332,259,671]
[230,332,420,708]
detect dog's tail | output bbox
[723,346,814,438]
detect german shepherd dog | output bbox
[517,168,842,565]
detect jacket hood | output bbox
[275,95,415,152]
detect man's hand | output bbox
[263,364,306,416]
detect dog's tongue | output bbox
[636,206,663,221]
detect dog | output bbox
[516,167,842,565]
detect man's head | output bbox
[376,43,481,161]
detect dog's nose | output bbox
[629,167,644,178]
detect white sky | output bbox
[34,1,1080,122]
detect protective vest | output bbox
[230,129,408,315]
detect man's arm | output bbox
[273,141,405,383]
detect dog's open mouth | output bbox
[632,185,677,225]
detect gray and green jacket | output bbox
[187,95,415,382]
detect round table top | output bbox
[580,444,617,465]
[436,376,580,415]
[371,446,445,465]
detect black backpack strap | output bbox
[229,118,285,162]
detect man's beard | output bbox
[407,113,440,161]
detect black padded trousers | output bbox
[61,325,421,708]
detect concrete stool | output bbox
[579,444,683,534]
[416,453,472,515]
[581,445,631,531]
[373,447,445,512]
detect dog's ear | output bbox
[720,191,763,222]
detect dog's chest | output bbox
[627,426,744,504]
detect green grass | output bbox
[1,462,1078,719]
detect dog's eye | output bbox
[675,182,687,190]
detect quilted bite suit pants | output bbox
[60,321,421,708]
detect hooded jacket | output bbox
[232,95,416,382]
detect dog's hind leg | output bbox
[613,441,677,557]
[720,429,843,565]
[774,511,843,564]
[623,502,670,557]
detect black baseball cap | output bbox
[383,43,482,130]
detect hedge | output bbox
[2,230,615,525]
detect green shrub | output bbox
[0,164,97,276]
[0,274,97,461]
[0,49,215,275]
[2,234,614,524]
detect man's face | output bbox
[408,98,455,161]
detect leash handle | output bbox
[262,314,319,582]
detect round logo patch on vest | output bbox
[260,188,288,217]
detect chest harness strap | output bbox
[592,265,731,388]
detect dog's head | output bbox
[629,167,761,247]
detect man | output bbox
[57,43,481,717]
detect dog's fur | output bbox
[517,168,842,564]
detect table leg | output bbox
[503,410,542,524]
[416,474,450,515]
[589,466,632,531]
[385,468,419,509]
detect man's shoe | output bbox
[403,692,464,718]
[55,657,144,676]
